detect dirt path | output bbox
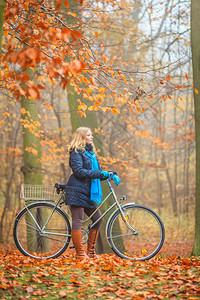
[159,240,194,257]
[0,240,194,258]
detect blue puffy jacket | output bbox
[65,144,102,208]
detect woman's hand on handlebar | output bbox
[113,174,120,186]
[107,171,120,186]
[101,171,111,178]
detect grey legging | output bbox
[70,205,103,231]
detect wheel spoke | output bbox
[109,232,134,239]
[20,221,41,232]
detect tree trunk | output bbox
[0,121,20,243]
[0,0,5,54]
[0,0,6,242]
[173,100,178,215]
[20,94,48,252]
[21,96,43,185]
[191,0,200,256]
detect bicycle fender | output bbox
[106,202,136,240]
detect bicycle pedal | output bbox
[119,196,126,200]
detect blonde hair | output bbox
[68,127,95,152]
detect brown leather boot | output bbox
[87,229,99,258]
[71,230,89,260]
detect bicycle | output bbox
[13,176,165,261]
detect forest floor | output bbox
[0,240,199,299]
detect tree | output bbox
[191,0,200,256]
[0,0,5,53]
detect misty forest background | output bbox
[0,0,196,254]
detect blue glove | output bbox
[101,171,111,179]
[113,174,120,186]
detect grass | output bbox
[0,250,200,299]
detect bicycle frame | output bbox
[22,179,137,237]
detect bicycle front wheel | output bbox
[107,204,165,261]
[13,202,71,259]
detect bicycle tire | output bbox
[107,204,165,261]
[13,202,71,259]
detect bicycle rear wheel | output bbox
[107,204,165,261]
[13,202,71,259]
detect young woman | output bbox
[65,127,111,260]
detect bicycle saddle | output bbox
[55,183,67,190]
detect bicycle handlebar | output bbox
[108,171,117,181]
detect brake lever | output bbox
[108,171,116,181]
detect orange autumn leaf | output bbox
[70,60,82,73]
[27,86,40,99]
[111,107,120,114]
[2,112,10,117]
[166,75,171,81]
[25,47,40,62]
[87,88,92,94]
[18,72,30,83]
[17,86,26,97]
[78,103,87,111]
[136,107,140,113]
[62,27,71,42]
[4,30,8,37]
[64,0,69,8]
[71,30,82,41]
[77,110,86,117]
[56,0,62,10]
[195,89,199,94]
[101,107,110,112]
[25,147,38,155]
[103,56,107,63]
[90,76,95,85]
[88,106,94,111]
[26,286,33,293]
[20,108,26,115]
[37,84,45,90]
[59,290,67,296]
